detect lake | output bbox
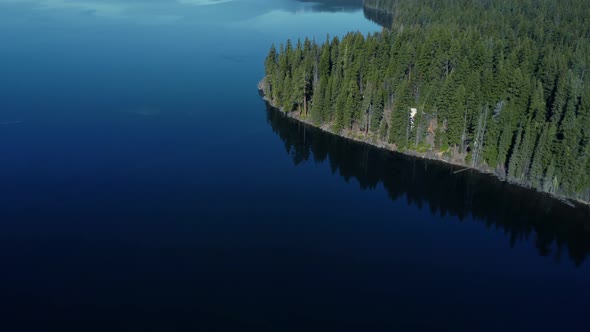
[0,0,589,331]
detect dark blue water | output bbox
[1,1,589,331]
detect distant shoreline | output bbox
[258,79,589,209]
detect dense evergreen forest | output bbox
[261,0,590,203]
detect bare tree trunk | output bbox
[460,106,468,153]
[472,106,489,168]
[415,114,422,147]
[406,110,410,146]
[360,71,364,95]
[366,103,371,137]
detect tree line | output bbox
[262,0,590,202]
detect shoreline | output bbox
[258,79,590,209]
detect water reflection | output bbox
[0,0,363,24]
[363,5,394,28]
[0,0,389,36]
[265,105,590,266]
[294,0,393,27]
[296,0,362,12]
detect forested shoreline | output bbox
[261,0,590,204]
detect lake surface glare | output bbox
[0,0,589,331]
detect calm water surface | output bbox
[0,0,589,331]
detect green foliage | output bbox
[263,0,590,201]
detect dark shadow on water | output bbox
[363,5,394,28]
[265,105,590,267]
[293,0,394,28]
[296,0,363,12]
